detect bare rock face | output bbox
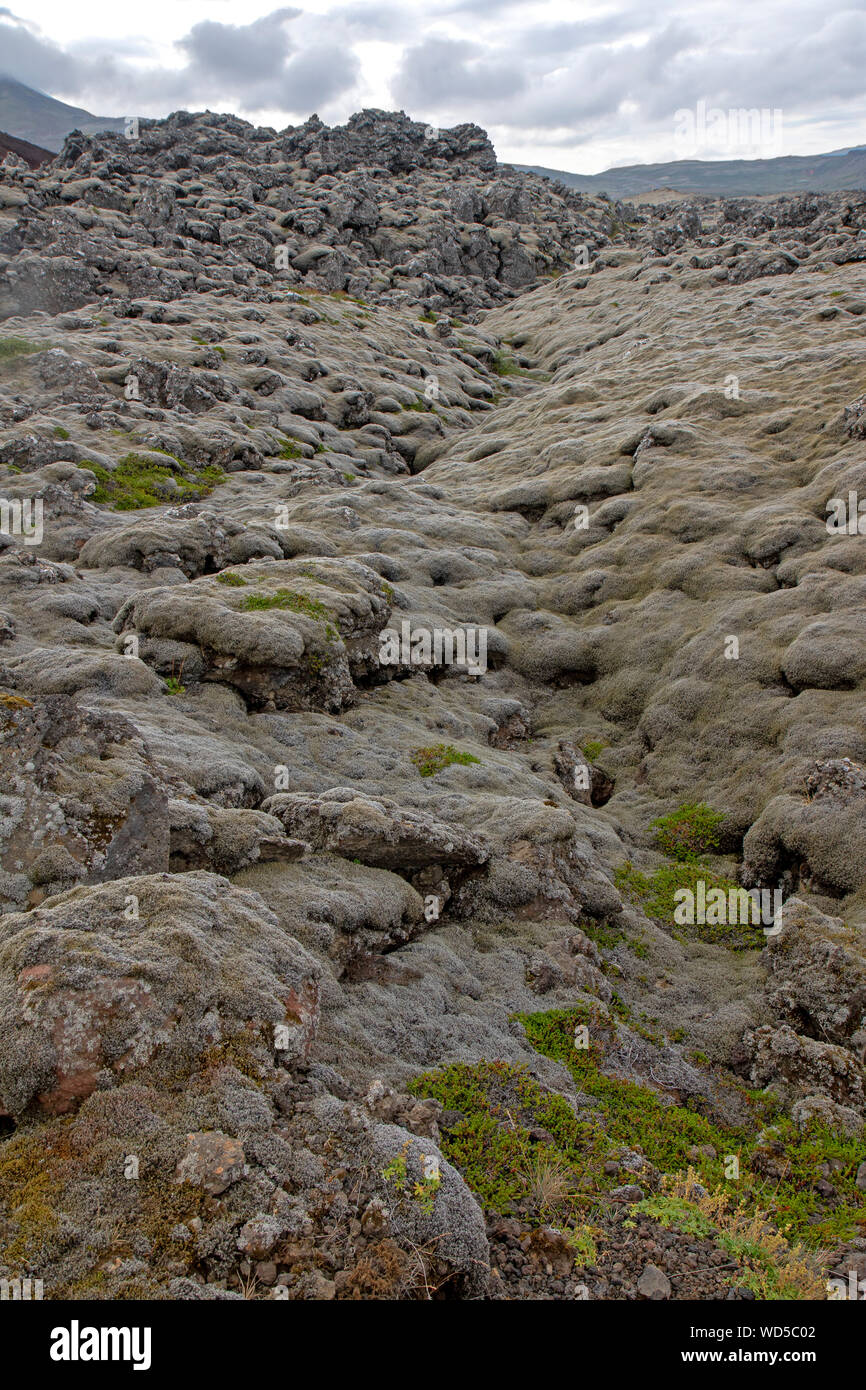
[0,872,321,1117]
[0,694,169,909]
[527,929,612,1003]
[261,787,489,879]
[761,897,866,1047]
[167,800,308,874]
[176,1132,246,1196]
[746,1023,865,1116]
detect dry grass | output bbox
[523,1148,581,1219]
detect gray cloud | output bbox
[0,7,359,119]
[178,10,300,87]
[392,36,527,106]
[0,10,83,92]
[0,3,864,168]
[508,15,643,57]
[278,43,362,112]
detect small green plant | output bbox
[634,1191,715,1238]
[418,309,438,323]
[413,1163,442,1215]
[164,660,186,696]
[410,744,481,777]
[650,802,726,861]
[277,439,302,460]
[568,1225,599,1267]
[382,1145,409,1193]
[581,740,606,762]
[580,919,626,951]
[52,426,70,440]
[192,336,226,358]
[215,571,247,586]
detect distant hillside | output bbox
[0,128,54,168]
[0,76,124,151]
[519,147,866,197]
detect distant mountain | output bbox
[0,76,124,151]
[518,147,866,197]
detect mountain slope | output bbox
[520,146,866,196]
[0,74,123,150]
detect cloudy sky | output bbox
[2,0,864,172]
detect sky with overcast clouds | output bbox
[1,1,864,173]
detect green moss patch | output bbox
[79,454,225,510]
[0,337,41,363]
[239,588,331,622]
[238,588,338,640]
[491,349,519,377]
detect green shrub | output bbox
[410,744,480,777]
[519,1007,866,1247]
[614,860,763,949]
[581,740,606,762]
[408,1059,593,1220]
[650,802,726,861]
